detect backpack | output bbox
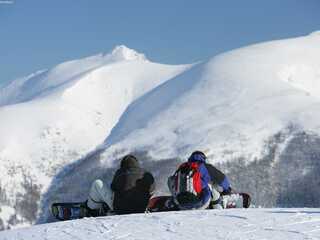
[170,162,208,205]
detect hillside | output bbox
[102,32,320,161]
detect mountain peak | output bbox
[110,45,147,61]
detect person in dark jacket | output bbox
[111,155,155,214]
[86,154,155,215]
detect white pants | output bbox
[87,179,113,210]
[210,184,222,209]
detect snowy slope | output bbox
[98,32,320,163]
[0,46,190,229]
[0,45,147,106]
[1,209,320,240]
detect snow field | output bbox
[1,209,320,240]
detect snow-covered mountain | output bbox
[1,209,320,240]
[1,32,320,230]
[101,32,320,161]
[0,46,190,229]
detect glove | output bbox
[221,187,233,195]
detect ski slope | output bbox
[1,209,320,240]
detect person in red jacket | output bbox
[168,151,232,210]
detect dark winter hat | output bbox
[120,154,139,169]
[188,151,207,163]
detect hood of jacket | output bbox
[188,151,206,163]
[120,155,140,169]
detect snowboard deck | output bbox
[51,201,113,221]
[52,193,251,221]
[51,202,88,221]
[146,192,251,212]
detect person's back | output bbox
[86,154,155,216]
[168,151,232,210]
[111,155,155,214]
[168,151,212,210]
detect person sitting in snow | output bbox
[86,154,155,215]
[167,151,232,210]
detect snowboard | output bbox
[221,192,251,209]
[51,201,112,221]
[146,192,251,212]
[51,202,89,221]
[52,193,251,220]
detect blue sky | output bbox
[0,0,319,85]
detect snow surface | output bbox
[1,209,320,240]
